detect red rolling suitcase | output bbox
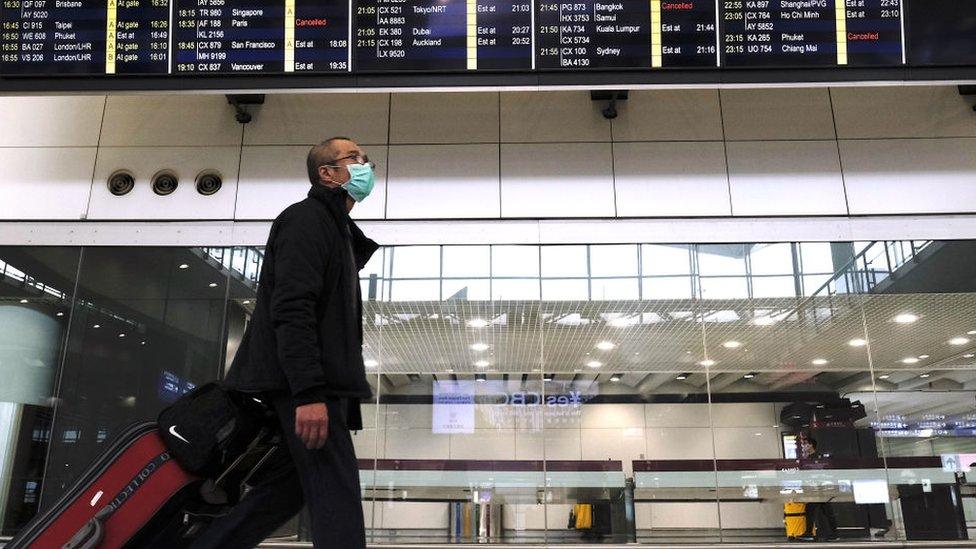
[6,423,200,549]
[9,385,279,549]
[7,421,278,549]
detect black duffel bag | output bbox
[157,383,276,479]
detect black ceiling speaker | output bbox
[107,171,135,196]
[151,171,179,196]
[195,171,222,196]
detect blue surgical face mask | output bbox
[342,163,375,202]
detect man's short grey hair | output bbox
[306,137,353,185]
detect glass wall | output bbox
[2,239,976,544]
[0,247,79,536]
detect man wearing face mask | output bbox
[199,137,378,548]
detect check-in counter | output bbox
[357,459,628,542]
[633,457,964,540]
[632,457,952,502]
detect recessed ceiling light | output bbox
[543,374,554,381]
[722,340,742,349]
[811,358,828,366]
[56,312,64,317]
[918,355,930,359]
[467,318,489,328]
[699,359,716,367]
[92,324,101,329]
[474,360,489,368]
[878,374,890,380]
[901,357,920,364]
[118,333,125,338]
[894,313,918,324]
[475,374,487,382]
[848,338,868,347]
[596,341,616,351]
[178,264,189,270]
[141,341,146,345]
[470,343,489,352]
[965,354,975,359]
[950,337,970,346]
[609,374,621,382]
[969,331,976,336]
[208,282,218,288]
[364,359,378,368]
[752,316,775,326]
[242,300,251,305]
[586,360,603,368]
[19,299,28,304]
[920,373,931,378]
[676,374,688,380]
[743,372,756,379]
[446,368,454,373]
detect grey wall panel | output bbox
[99,95,244,147]
[842,138,976,215]
[611,90,723,142]
[613,142,731,217]
[727,140,847,216]
[0,147,96,220]
[831,86,976,139]
[500,91,611,143]
[500,142,614,218]
[385,144,499,219]
[242,93,391,146]
[0,87,974,223]
[390,92,499,144]
[0,96,105,147]
[721,88,836,141]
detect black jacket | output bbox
[224,185,378,429]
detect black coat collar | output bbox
[308,184,379,269]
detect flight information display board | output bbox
[1,0,975,80]
[172,0,349,73]
[354,0,532,71]
[720,0,904,66]
[534,0,717,69]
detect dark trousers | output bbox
[190,393,366,549]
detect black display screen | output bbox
[1,0,975,84]
[907,0,976,66]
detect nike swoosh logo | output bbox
[168,425,190,444]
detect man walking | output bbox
[195,137,378,548]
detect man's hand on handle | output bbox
[295,402,329,449]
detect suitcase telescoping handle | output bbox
[62,506,112,549]
[62,451,172,549]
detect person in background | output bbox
[194,137,378,549]
[797,431,836,540]
[798,431,823,460]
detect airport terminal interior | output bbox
[5,235,976,544]
[1,77,976,546]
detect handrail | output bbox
[735,239,932,333]
[808,240,931,300]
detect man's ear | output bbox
[318,165,332,184]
